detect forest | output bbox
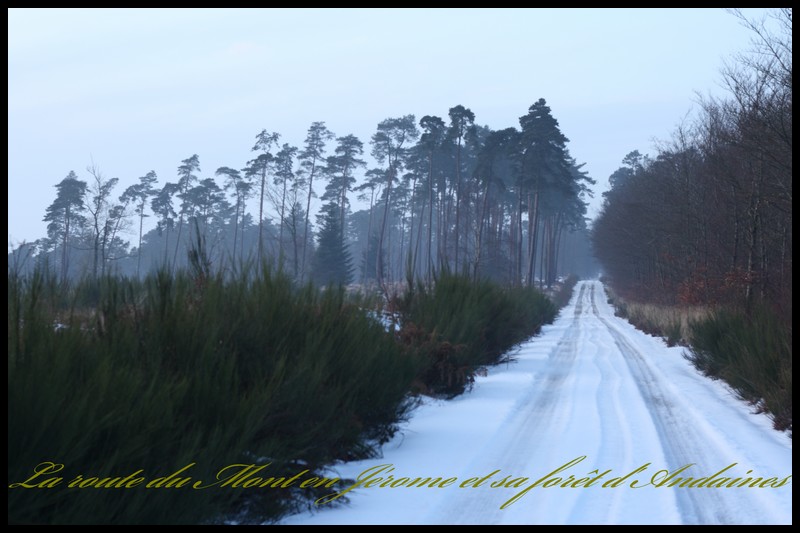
[593,9,792,432]
[10,100,597,291]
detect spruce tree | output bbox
[312,202,353,286]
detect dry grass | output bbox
[605,287,710,347]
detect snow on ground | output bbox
[282,281,792,525]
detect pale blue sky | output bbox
[8,8,770,245]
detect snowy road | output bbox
[283,281,792,525]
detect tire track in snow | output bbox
[590,282,787,524]
[430,283,590,524]
[566,300,632,524]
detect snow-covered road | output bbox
[283,281,792,525]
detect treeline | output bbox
[13,99,595,290]
[593,9,791,431]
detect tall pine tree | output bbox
[43,171,87,282]
[120,170,157,277]
[298,122,334,281]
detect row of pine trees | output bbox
[17,99,593,290]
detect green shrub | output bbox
[8,265,416,524]
[686,308,792,433]
[397,272,556,397]
[8,260,562,523]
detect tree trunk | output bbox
[232,196,240,264]
[137,204,145,277]
[414,191,427,282]
[172,196,185,271]
[377,165,394,295]
[301,157,316,281]
[362,186,376,286]
[279,179,287,264]
[258,166,267,263]
[407,173,418,277]
[291,205,300,278]
[473,176,491,281]
[62,207,70,283]
[516,188,523,286]
[526,190,540,287]
[427,153,435,283]
[340,162,350,243]
[454,139,462,270]
[438,178,447,272]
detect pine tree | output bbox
[185,178,225,236]
[447,105,476,271]
[323,134,366,240]
[251,129,280,262]
[43,171,87,282]
[370,115,419,292]
[120,170,157,277]
[151,182,179,265]
[298,122,334,281]
[173,154,201,268]
[415,115,447,281]
[472,127,519,280]
[272,144,298,264]
[217,166,250,261]
[517,99,571,286]
[312,203,353,286]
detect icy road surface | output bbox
[284,281,792,525]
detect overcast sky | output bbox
[8,8,770,246]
